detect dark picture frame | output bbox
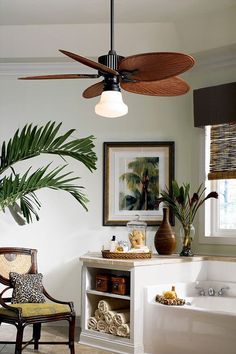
[103,141,175,226]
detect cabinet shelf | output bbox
[86,289,131,300]
[84,328,131,342]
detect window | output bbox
[193,82,236,244]
[217,180,236,229]
[203,127,236,244]
[210,179,236,235]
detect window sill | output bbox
[199,234,236,245]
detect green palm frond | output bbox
[0,165,89,223]
[0,121,97,224]
[0,121,97,174]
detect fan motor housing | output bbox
[98,51,124,72]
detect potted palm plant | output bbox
[0,121,97,224]
[158,180,218,256]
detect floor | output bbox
[0,325,114,353]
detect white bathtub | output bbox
[185,295,236,315]
[144,282,236,354]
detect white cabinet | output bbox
[79,253,206,354]
[79,255,144,354]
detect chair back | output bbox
[0,247,38,286]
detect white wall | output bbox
[0,7,236,314]
[174,5,236,53]
[0,23,180,59]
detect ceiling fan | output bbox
[19,0,195,118]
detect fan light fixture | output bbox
[19,0,195,119]
[95,91,128,118]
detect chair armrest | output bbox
[0,287,22,319]
[43,287,74,312]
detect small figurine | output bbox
[128,229,145,248]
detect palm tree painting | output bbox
[119,157,159,210]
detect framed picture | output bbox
[103,141,175,226]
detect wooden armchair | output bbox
[0,247,75,354]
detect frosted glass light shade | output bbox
[95,91,128,118]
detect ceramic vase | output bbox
[154,208,176,255]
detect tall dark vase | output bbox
[154,208,176,255]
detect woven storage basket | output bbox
[101,250,152,259]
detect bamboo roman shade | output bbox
[208,123,236,180]
[193,82,236,180]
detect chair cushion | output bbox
[0,303,71,318]
[9,272,45,304]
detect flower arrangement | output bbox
[158,180,218,256]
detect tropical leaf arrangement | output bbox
[157,180,218,229]
[0,121,97,225]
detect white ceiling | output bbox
[0,0,236,25]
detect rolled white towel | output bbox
[113,309,130,325]
[109,323,118,336]
[104,310,117,325]
[97,319,109,333]
[117,323,130,337]
[87,317,97,331]
[98,299,129,314]
[95,309,104,321]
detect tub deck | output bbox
[144,282,236,354]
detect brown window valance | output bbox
[194,82,236,127]
[208,123,236,180]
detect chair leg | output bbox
[33,323,41,350]
[69,316,75,354]
[15,324,24,354]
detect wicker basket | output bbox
[101,250,152,259]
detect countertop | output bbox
[80,252,236,267]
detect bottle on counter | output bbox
[110,235,118,252]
